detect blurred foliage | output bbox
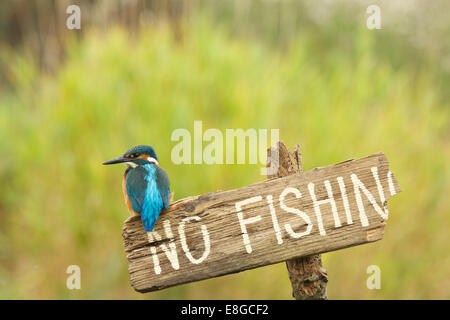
[0,1,449,299]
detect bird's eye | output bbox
[133,153,140,158]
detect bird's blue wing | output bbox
[156,167,171,210]
[126,165,170,232]
[125,167,147,214]
[141,164,165,231]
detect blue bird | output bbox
[103,145,172,232]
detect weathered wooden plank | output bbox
[122,152,401,293]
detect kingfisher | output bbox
[103,145,172,232]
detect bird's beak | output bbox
[102,156,128,165]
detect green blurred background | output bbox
[0,0,449,299]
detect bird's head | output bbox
[103,145,159,168]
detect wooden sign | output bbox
[122,152,401,293]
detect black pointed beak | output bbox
[103,156,128,165]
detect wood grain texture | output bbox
[267,142,328,300]
[122,152,401,293]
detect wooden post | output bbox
[267,142,328,299]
